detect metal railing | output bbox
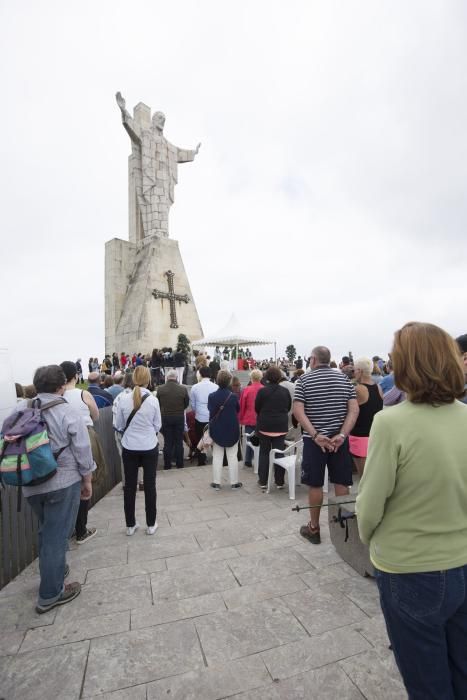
[0,406,121,589]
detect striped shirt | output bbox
[294,367,357,437]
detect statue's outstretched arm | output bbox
[115,91,141,144]
[177,142,201,163]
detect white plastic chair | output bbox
[244,435,260,474]
[267,439,303,500]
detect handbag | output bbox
[248,432,260,447]
[197,425,213,452]
[196,393,233,453]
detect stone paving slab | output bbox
[149,560,238,602]
[234,533,303,557]
[85,558,167,584]
[131,592,226,629]
[260,627,371,680]
[222,573,307,609]
[0,640,89,700]
[168,505,230,526]
[146,654,270,699]
[195,598,308,665]
[327,576,382,617]
[0,629,25,656]
[55,574,152,622]
[20,610,130,652]
[82,620,204,696]
[281,587,367,635]
[128,532,201,562]
[339,649,406,699]
[228,663,365,699]
[0,592,58,631]
[0,463,405,699]
[194,524,267,551]
[88,686,148,700]
[227,547,313,586]
[165,545,239,571]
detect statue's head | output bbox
[152,111,166,132]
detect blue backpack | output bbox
[0,398,69,510]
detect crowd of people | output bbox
[5,325,467,699]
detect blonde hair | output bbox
[250,369,263,382]
[354,357,372,376]
[392,322,465,405]
[132,366,151,409]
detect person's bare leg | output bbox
[334,483,350,497]
[352,456,366,478]
[308,487,323,529]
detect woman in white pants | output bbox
[207,370,242,490]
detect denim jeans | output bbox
[375,566,467,699]
[161,415,185,468]
[27,481,81,606]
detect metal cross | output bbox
[152,270,190,329]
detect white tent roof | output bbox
[192,313,274,347]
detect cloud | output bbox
[1,0,466,382]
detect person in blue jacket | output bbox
[208,370,242,490]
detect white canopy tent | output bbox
[192,314,277,361]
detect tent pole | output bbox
[274,342,277,363]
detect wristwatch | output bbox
[339,433,346,440]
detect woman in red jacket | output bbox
[239,369,263,466]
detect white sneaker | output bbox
[126,522,140,536]
[146,523,158,536]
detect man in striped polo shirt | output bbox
[293,346,359,544]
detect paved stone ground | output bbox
[0,464,406,699]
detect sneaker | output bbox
[276,485,285,490]
[231,482,243,489]
[36,582,81,614]
[300,523,321,545]
[146,523,158,535]
[257,480,267,490]
[76,527,97,545]
[244,461,253,468]
[64,564,70,579]
[210,482,221,490]
[126,522,140,536]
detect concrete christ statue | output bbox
[116,91,201,240]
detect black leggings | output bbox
[258,434,286,486]
[122,447,158,527]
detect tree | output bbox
[176,333,191,356]
[286,344,297,363]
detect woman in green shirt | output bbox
[357,322,467,700]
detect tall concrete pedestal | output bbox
[105,235,203,354]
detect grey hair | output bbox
[166,369,178,381]
[311,346,331,365]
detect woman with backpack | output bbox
[115,366,161,535]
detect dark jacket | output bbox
[156,381,189,417]
[255,384,291,433]
[173,351,186,368]
[208,388,240,447]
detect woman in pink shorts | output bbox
[349,357,383,477]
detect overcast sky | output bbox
[1,1,466,383]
